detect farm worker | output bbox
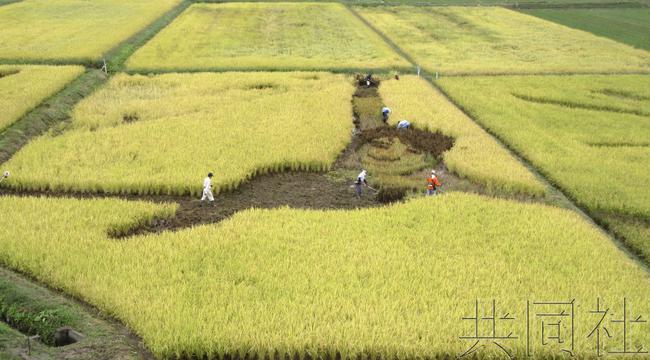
[427,170,442,196]
[365,73,374,87]
[381,107,391,123]
[397,120,410,130]
[354,170,369,198]
[201,172,214,205]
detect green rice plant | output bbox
[0,65,84,132]
[523,8,650,52]
[356,6,650,75]
[126,2,409,72]
[0,0,181,64]
[1,72,355,196]
[1,194,649,359]
[379,75,545,196]
[437,74,650,260]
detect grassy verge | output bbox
[0,267,152,359]
[0,69,106,165]
[0,278,78,345]
[105,0,192,71]
[0,0,20,7]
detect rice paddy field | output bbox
[1,1,650,359]
[437,75,650,260]
[0,0,181,64]
[0,65,84,132]
[1,72,354,196]
[523,8,650,52]
[126,3,409,72]
[355,6,650,75]
[2,194,650,359]
[380,76,544,196]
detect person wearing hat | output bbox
[201,172,215,205]
[396,120,410,130]
[381,106,392,123]
[354,169,369,199]
[427,169,441,196]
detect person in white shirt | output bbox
[381,107,391,123]
[354,170,368,198]
[397,120,410,130]
[201,172,214,205]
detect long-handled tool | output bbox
[0,170,8,183]
[367,185,379,193]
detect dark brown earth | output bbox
[0,78,459,239]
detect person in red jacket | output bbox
[427,170,441,196]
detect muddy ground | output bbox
[0,78,539,360]
[1,79,460,238]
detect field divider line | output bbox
[0,263,156,358]
[0,69,107,165]
[437,70,650,77]
[346,3,650,274]
[431,83,650,272]
[0,0,21,8]
[122,65,414,76]
[0,58,94,67]
[103,0,193,72]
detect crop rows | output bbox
[2,194,650,358]
[0,0,181,64]
[126,2,410,72]
[380,76,545,196]
[0,2,649,360]
[356,6,650,75]
[437,74,650,259]
[1,72,355,196]
[0,65,84,132]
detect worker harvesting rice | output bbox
[427,170,442,196]
[354,170,370,198]
[201,172,215,205]
[381,106,391,123]
[397,120,410,130]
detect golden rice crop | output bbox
[437,75,650,259]
[356,6,650,75]
[1,194,649,359]
[379,75,545,196]
[1,72,355,196]
[126,2,409,72]
[0,0,181,63]
[0,65,84,132]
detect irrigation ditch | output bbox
[0,267,155,360]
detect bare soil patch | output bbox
[0,78,460,239]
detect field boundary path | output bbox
[0,69,107,165]
[347,4,650,273]
[0,2,194,358]
[0,267,156,359]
